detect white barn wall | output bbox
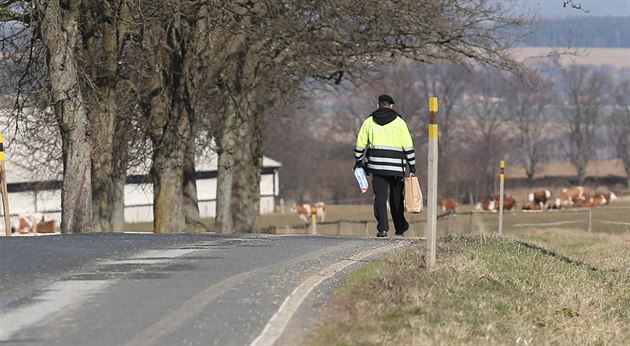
[122,165,280,223]
[3,161,281,225]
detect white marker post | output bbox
[426,97,438,268]
[0,133,10,237]
[498,160,505,236]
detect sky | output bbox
[523,0,630,17]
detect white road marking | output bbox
[250,242,408,346]
[0,280,109,340]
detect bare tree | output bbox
[461,69,511,199]
[612,78,630,188]
[560,65,608,185]
[414,63,472,199]
[80,0,134,232]
[505,78,553,184]
[1,1,93,233]
[37,0,93,233]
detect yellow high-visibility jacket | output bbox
[354,108,415,177]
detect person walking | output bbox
[354,94,416,237]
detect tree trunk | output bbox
[149,75,191,234]
[143,12,194,233]
[82,0,129,232]
[183,130,207,231]
[40,0,93,233]
[153,145,186,233]
[235,107,261,233]
[216,98,240,233]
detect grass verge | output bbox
[305,233,630,345]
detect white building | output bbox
[1,129,281,223]
[122,154,281,222]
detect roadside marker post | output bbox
[311,213,317,235]
[0,134,10,237]
[498,160,505,236]
[426,97,438,268]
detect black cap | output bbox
[378,94,395,105]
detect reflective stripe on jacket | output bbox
[354,115,415,177]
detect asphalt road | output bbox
[0,232,418,346]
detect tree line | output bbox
[1,1,561,233]
[263,61,630,205]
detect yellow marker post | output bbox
[498,160,505,236]
[311,212,317,235]
[426,97,438,268]
[0,133,11,237]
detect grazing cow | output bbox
[440,198,459,214]
[528,188,551,209]
[546,197,563,210]
[589,194,608,207]
[522,200,542,212]
[573,198,594,208]
[493,194,517,211]
[290,202,326,223]
[602,191,617,204]
[11,213,45,234]
[312,202,326,222]
[33,219,60,233]
[560,186,585,207]
[475,200,496,212]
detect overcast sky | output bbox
[523,0,630,17]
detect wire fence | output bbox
[270,206,630,236]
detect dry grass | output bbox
[306,234,630,345]
[304,197,630,346]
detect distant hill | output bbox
[521,16,630,48]
[530,1,630,18]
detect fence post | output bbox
[364,221,369,236]
[426,97,438,268]
[498,160,505,236]
[0,133,10,237]
[336,221,341,235]
[587,209,592,233]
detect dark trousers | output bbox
[372,174,408,234]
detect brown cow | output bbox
[475,200,496,212]
[33,219,61,233]
[546,197,563,210]
[528,188,551,209]
[522,200,542,212]
[560,186,585,207]
[602,191,617,204]
[573,198,594,208]
[291,202,326,222]
[440,198,459,214]
[11,213,44,234]
[493,194,517,211]
[590,194,608,207]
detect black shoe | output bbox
[376,231,387,237]
[395,224,409,236]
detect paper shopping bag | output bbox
[404,174,423,213]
